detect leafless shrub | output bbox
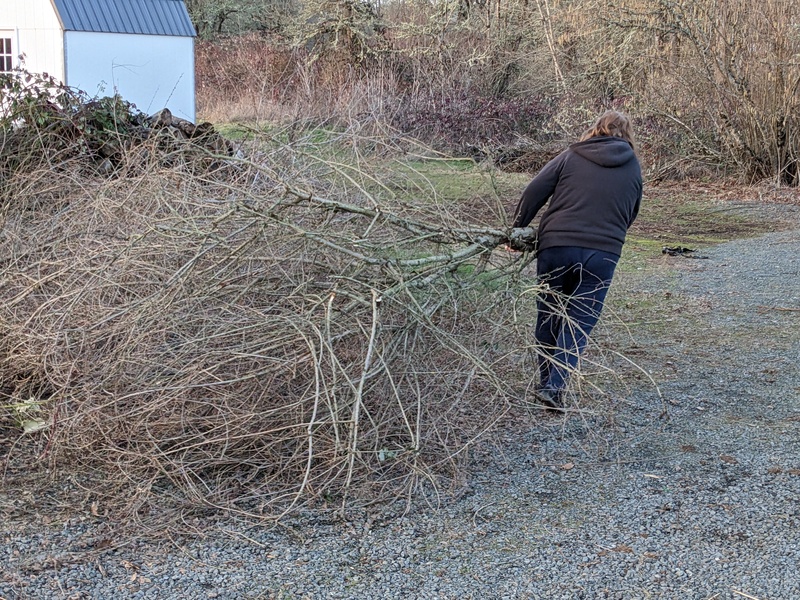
[566,0,800,185]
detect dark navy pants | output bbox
[535,246,620,395]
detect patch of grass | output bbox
[214,121,351,149]
[385,159,528,209]
[618,238,673,272]
[631,184,780,246]
[214,122,255,140]
[384,159,482,202]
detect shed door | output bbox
[0,33,13,73]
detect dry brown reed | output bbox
[0,122,558,525]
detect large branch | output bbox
[239,199,537,269]
[282,184,513,244]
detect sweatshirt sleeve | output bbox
[628,178,643,227]
[511,152,566,228]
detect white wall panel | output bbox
[64,31,195,120]
[1,2,195,121]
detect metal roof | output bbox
[51,0,196,37]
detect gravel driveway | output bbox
[2,203,799,600]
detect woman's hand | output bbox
[505,227,538,253]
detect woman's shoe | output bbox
[534,388,564,412]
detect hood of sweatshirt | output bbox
[569,136,636,168]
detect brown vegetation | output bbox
[1,80,556,524]
[195,0,800,186]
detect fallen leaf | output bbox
[561,462,574,471]
[720,454,738,464]
[22,418,48,434]
[767,467,782,474]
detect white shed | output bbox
[0,0,197,121]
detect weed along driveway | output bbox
[2,199,800,599]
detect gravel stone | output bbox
[2,202,799,599]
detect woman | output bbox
[510,110,642,409]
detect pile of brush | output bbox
[1,86,547,525]
[0,70,234,182]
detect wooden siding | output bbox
[0,0,65,80]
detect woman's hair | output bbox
[580,110,637,151]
